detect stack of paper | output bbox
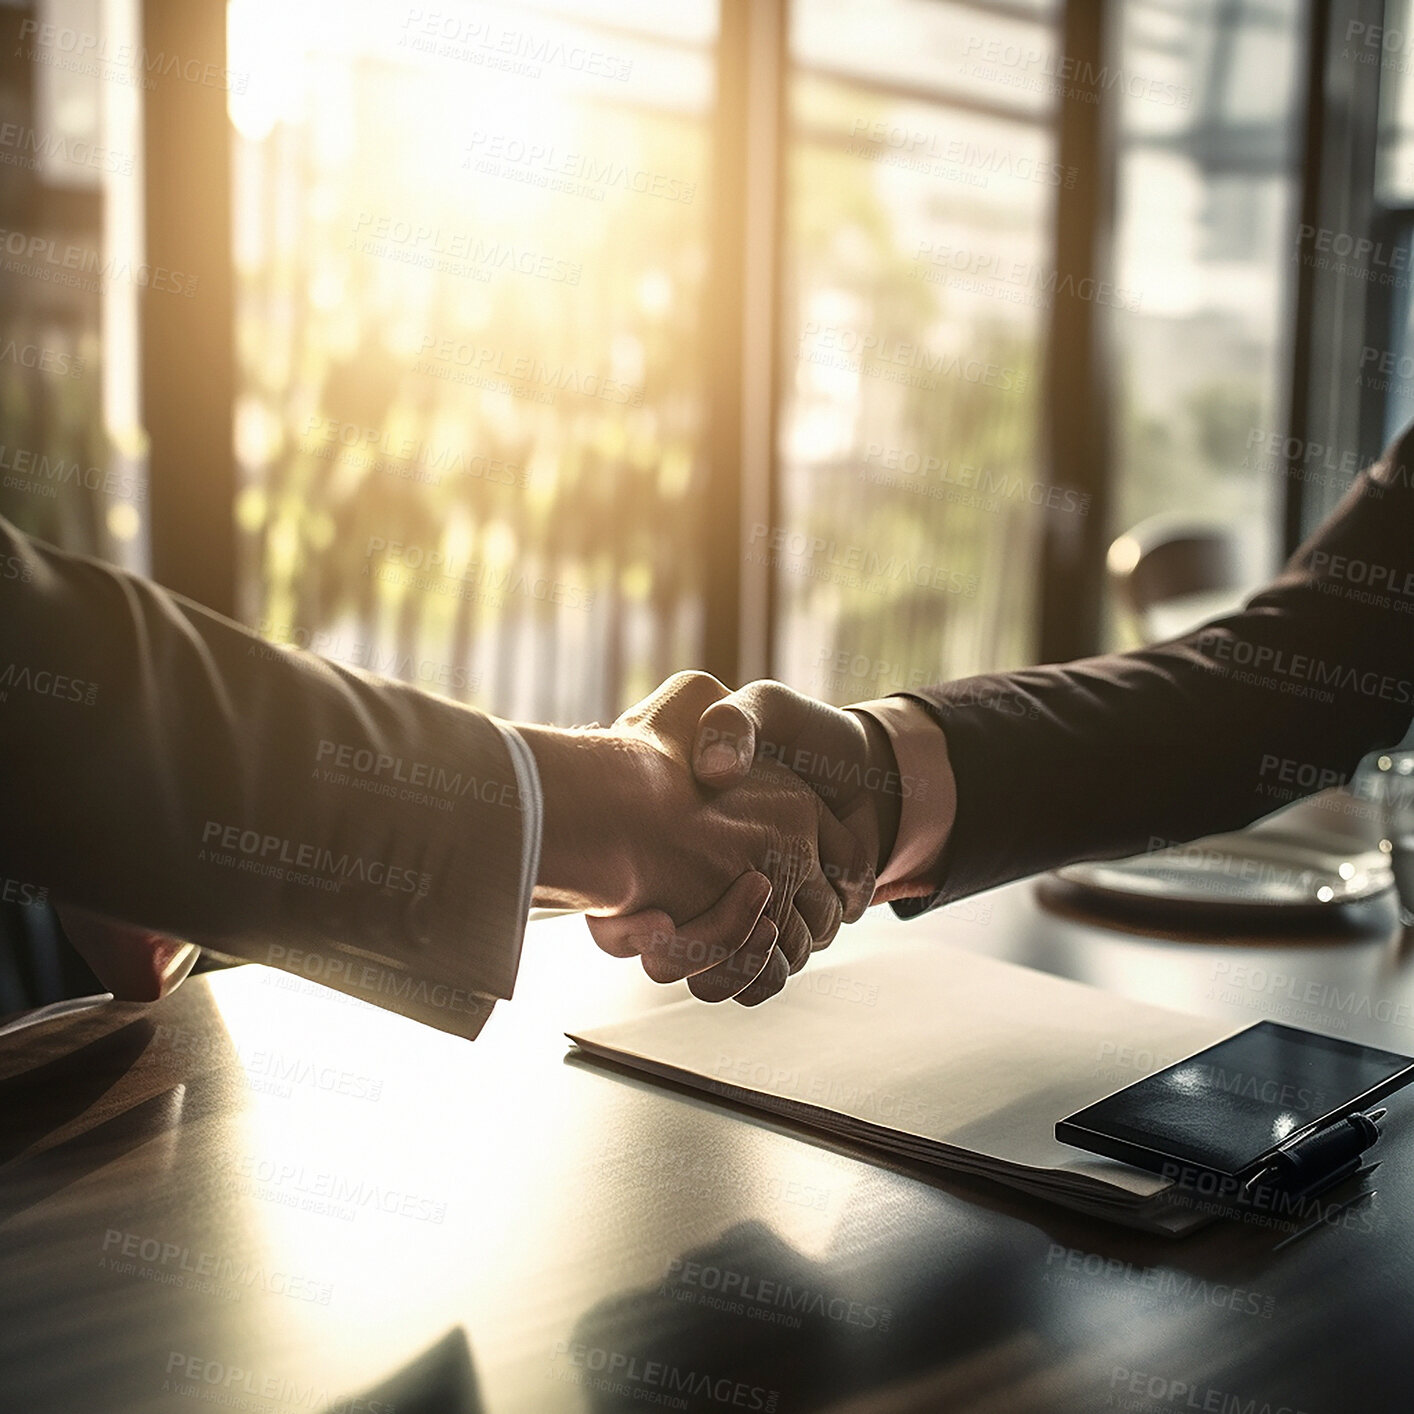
[569,942,1239,1235]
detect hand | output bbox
[689,680,904,878]
[55,904,200,1002]
[518,672,875,1005]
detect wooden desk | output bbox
[3,883,1413,1414]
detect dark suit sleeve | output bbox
[0,515,537,1039]
[892,427,1414,915]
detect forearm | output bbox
[0,516,532,1033]
[900,436,1414,910]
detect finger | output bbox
[687,911,777,1002]
[732,944,790,1006]
[585,908,671,959]
[586,871,772,983]
[692,698,757,784]
[792,866,844,952]
[56,905,200,1003]
[617,670,729,743]
[771,905,814,974]
[816,802,876,923]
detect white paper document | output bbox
[569,942,1240,1234]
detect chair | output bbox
[1106,514,1248,644]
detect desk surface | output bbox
[3,880,1414,1414]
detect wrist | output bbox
[854,712,903,872]
[517,723,636,911]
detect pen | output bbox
[1243,1108,1386,1196]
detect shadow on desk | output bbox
[0,1018,155,1165]
[566,1219,932,1414]
[334,1328,484,1414]
[563,1216,1115,1414]
[561,1189,1375,1414]
[0,987,247,1222]
[563,1050,1328,1376]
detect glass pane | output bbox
[1372,226,1414,443]
[1372,3,1414,445]
[0,0,143,568]
[525,0,718,46]
[229,0,715,724]
[793,0,1056,118]
[1377,0,1414,203]
[776,0,1061,705]
[1107,0,1306,635]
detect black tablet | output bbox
[1057,1020,1414,1181]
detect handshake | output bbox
[55,671,918,1012]
[517,671,910,1007]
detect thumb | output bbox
[692,697,757,785]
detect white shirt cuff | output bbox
[493,722,543,930]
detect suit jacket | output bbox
[0,515,536,1039]
[898,426,1414,914]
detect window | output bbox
[1374,0,1414,444]
[776,0,1061,703]
[228,0,718,723]
[0,0,143,571]
[11,0,1383,729]
[1106,0,1307,618]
